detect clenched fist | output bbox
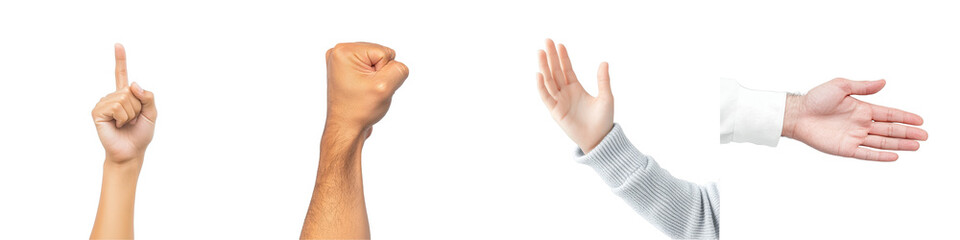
[324,42,409,134]
[92,43,157,163]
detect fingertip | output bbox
[874,78,887,89]
[882,152,899,161]
[917,129,929,141]
[114,43,125,56]
[598,62,610,75]
[904,140,921,151]
[545,39,557,50]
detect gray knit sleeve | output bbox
[575,123,720,239]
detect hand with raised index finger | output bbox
[91,43,157,162]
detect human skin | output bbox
[300,42,409,240]
[90,43,158,239]
[782,78,928,161]
[536,39,613,153]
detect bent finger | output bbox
[111,103,130,128]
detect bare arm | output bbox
[300,42,409,240]
[301,125,369,238]
[90,43,157,239]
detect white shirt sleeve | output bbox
[719,79,786,147]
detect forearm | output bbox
[301,123,369,239]
[91,158,142,239]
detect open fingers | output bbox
[851,147,899,161]
[862,135,920,151]
[832,78,885,95]
[871,105,923,125]
[545,39,565,86]
[115,43,128,90]
[869,122,928,140]
[557,44,578,84]
[538,50,560,97]
[537,73,557,109]
[597,62,611,98]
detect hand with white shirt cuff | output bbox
[782,78,928,161]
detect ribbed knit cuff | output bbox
[575,123,649,188]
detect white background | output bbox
[1,0,958,239]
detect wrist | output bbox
[578,124,614,154]
[578,138,601,154]
[104,156,143,174]
[782,94,803,139]
[320,119,368,159]
[322,119,369,139]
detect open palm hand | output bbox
[536,39,613,153]
[784,78,927,161]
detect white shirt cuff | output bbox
[732,86,786,147]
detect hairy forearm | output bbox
[300,123,369,239]
[91,157,142,239]
[782,93,803,139]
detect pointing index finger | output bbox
[115,43,128,90]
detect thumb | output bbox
[375,60,409,92]
[130,82,157,123]
[597,62,612,97]
[833,78,885,95]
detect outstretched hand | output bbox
[536,39,613,153]
[782,78,927,161]
[92,43,157,162]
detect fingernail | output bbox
[131,82,144,94]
